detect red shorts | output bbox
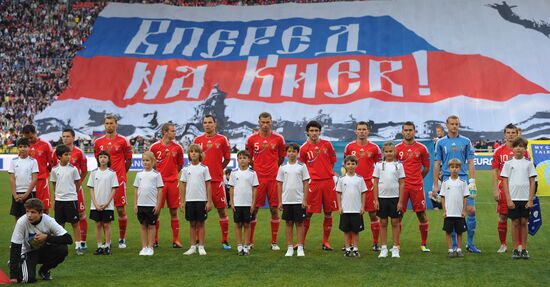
[402,184,426,213]
[36,178,51,209]
[307,178,337,213]
[497,184,508,215]
[161,181,180,209]
[113,181,127,207]
[77,187,85,213]
[363,179,376,213]
[211,181,227,209]
[255,179,278,208]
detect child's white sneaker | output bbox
[146,247,154,256]
[285,247,294,257]
[139,248,147,256]
[378,247,388,258]
[198,246,207,256]
[391,246,400,258]
[296,246,305,257]
[183,246,197,255]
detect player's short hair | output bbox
[55,145,71,158]
[435,124,444,131]
[24,198,44,213]
[356,121,370,130]
[448,158,462,168]
[21,125,36,134]
[236,150,250,159]
[225,168,232,175]
[382,141,395,149]
[258,112,272,120]
[286,142,300,152]
[446,115,459,123]
[402,121,416,130]
[187,144,204,162]
[306,120,322,132]
[512,137,528,148]
[344,155,358,164]
[97,150,111,168]
[504,123,518,133]
[104,114,118,123]
[62,128,75,137]
[161,122,175,135]
[203,115,216,123]
[17,138,30,147]
[142,151,157,166]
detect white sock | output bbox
[456,248,462,252]
[75,241,81,249]
[448,248,454,252]
[381,245,387,250]
[353,247,358,251]
[297,244,304,251]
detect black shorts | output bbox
[233,206,253,224]
[10,193,35,218]
[508,201,530,220]
[185,201,207,222]
[377,197,402,219]
[442,217,467,234]
[282,204,306,223]
[90,210,115,223]
[54,200,79,225]
[339,213,365,233]
[137,206,158,225]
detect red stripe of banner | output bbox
[60,52,547,108]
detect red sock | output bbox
[271,219,280,244]
[155,219,160,243]
[303,218,311,244]
[219,217,229,243]
[118,216,127,240]
[250,219,257,244]
[371,220,380,245]
[171,218,180,243]
[419,221,429,246]
[323,216,332,244]
[79,216,88,242]
[498,220,507,245]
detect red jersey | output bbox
[492,145,530,180]
[93,134,132,180]
[193,134,230,182]
[396,141,430,187]
[299,139,336,180]
[29,138,53,179]
[52,146,88,176]
[246,131,286,180]
[150,140,184,182]
[344,140,381,179]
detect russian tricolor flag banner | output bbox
[36,0,550,144]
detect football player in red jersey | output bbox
[299,121,337,250]
[93,115,132,248]
[21,125,53,214]
[193,116,232,250]
[150,123,184,248]
[343,122,382,251]
[395,122,431,252]
[245,112,286,250]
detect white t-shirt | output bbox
[440,177,469,217]
[373,161,405,198]
[8,156,39,193]
[87,168,119,210]
[229,168,259,207]
[180,163,211,202]
[336,174,367,213]
[134,170,164,207]
[276,162,310,204]
[50,164,81,201]
[500,157,537,201]
[11,214,67,255]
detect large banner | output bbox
[35,0,550,146]
[529,140,550,196]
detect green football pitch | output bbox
[1,171,549,286]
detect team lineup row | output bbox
[8,113,535,282]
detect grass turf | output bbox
[1,170,549,286]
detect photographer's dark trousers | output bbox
[18,244,68,283]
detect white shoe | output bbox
[378,247,388,258]
[285,248,294,257]
[139,248,147,256]
[147,247,154,256]
[391,247,400,258]
[296,248,305,257]
[497,244,507,253]
[198,246,207,256]
[183,246,197,255]
[271,244,280,251]
[118,239,127,249]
